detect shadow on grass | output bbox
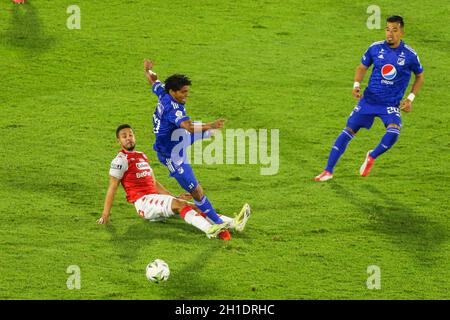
[106,220,220,299]
[105,219,198,264]
[2,1,56,56]
[329,182,447,266]
[158,244,221,299]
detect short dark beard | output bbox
[124,144,135,151]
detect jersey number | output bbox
[387,107,400,114]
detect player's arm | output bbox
[97,176,121,224]
[401,72,424,112]
[179,118,225,134]
[352,64,369,99]
[144,59,158,85]
[410,72,424,96]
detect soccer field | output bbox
[1,0,449,300]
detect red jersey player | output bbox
[97,124,250,240]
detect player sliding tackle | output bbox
[143,59,250,240]
[97,125,250,240]
[315,16,424,181]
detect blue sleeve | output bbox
[361,46,373,67]
[167,106,190,127]
[410,54,424,75]
[152,81,166,98]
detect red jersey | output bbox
[109,150,157,203]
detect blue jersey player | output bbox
[142,59,251,239]
[315,16,424,181]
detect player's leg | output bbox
[170,198,211,233]
[189,184,221,224]
[170,198,230,239]
[360,112,401,177]
[158,155,227,226]
[324,126,357,172]
[136,194,229,238]
[186,203,232,239]
[171,162,225,225]
[195,203,251,233]
[134,194,173,221]
[315,106,374,181]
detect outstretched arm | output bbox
[401,72,424,112]
[352,63,369,100]
[179,118,225,134]
[144,59,158,85]
[97,176,121,224]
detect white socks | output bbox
[183,209,212,233]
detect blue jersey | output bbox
[361,40,423,106]
[151,81,190,157]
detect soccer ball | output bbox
[145,259,170,282]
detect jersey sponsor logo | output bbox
[111,163,122,170]
[171,101,179,109]
[381,64,397,80]
[136,162,151,170]
[136,171,151,179]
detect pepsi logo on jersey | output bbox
[381,64,397,80]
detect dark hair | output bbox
[387,15,404,28]
[164,74,192,92]
[116,124,132,138]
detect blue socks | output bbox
[370,127,400,158]
[325,128,354,173]
[194,196,223,224]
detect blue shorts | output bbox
[156,152,199,192]
[346,98,402,132]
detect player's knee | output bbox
[345,127,357,136]
[171,198,186,214]
[190,184,204,201]
[387,123,400,129]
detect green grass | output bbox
[0,0,449,299]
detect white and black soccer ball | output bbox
[146,259,170,282]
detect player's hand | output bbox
[211,118,225,130]
[144,59,153,71]
[352,87,362,100]
[144,59,158,82]
[400,99,412,112]
[96,215,110,224]
[177,193,193,200]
